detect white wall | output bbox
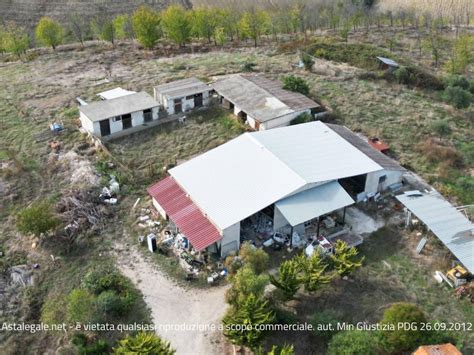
[159,90,211,115]
[220,222,240,257]
[274,206,289,231]
[152,198,167,219]
[79,111,95,134]
[365,169,404,195]
[263,109,311,130]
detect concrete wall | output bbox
[273,206,289,231]
[263,109,311,130]
[80,106,159,138]
[157,90,211,115]
[221,222,240,257]
[152,198,167,219]
[365,169,403,195]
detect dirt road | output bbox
[116,245,229,355]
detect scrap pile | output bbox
[56,188,104,239]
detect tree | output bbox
[339,20,352,44]
[2,22,29,59]
[214,27,226,47]
[330,240,364,277]
[378,303,429,353]
[431,120,452,138]
[91,7,115,45]
[301,253,333,292]
[239,10,271,47]
[161,5,191,46]
[222,293,275,349]
[114,14,134,41]
[394,66,410,84]
[225,266,268,306]
[132,6,161,49]
[17,201,59,237]
[282,75,310,95]
[327,330,378,355]
[68,14,90,48]
[442,86,472,109]
[35,17,64,50]
[269,259,301,299]
[114,331,175,354]
[240,242,269,274]
[191,7,217,44]
[446,34,473,74]
[267,344,295,355]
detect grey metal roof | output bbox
[250,121,383,183]
[276,181,354,226]
[326,123,406,171]
[79,92,158,122]
[212,75,319,123]
[396,191,474,273]
[377,56,399,67]
[154,77,210,99]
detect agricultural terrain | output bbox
[0,30,472,354]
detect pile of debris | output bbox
[56,150,100,186]
[99,175,120,205]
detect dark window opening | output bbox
[122,113,132,129]
[378,175,387,184]
[144,108,153,122]
[99,119,111,136]
[194,93,203,107]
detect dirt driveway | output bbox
[116,245,229,355]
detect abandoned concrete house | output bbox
[212,74,323,130]
[154,77,213,115]
[148,121,405,257]
[79,92,160,139]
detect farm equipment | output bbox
[447,265,470,287]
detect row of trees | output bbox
[2,1,472,58]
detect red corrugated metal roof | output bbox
[147,176,222,251]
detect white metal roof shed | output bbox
[275,181,354,226]
[97,87,136,100]
[396,191,474,273]
[250,121,383,183]
[169,134,306,230]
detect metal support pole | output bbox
[342,207,346,224]
[290,226,293,248]
[317,217,320,236]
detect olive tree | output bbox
[35,17,64,50]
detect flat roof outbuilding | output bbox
[154,77,210,100]
[79,92,159,122]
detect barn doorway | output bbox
[339,174,367,199]
[122,114,132,129]
[194,93,203,107]
[237,111,247,123]
[174,99,182,113]
[143,109,153,123]
[99,119,110,136]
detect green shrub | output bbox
[114,331,175,354]
[310,310,341,340]
[240,242,269,274]
[378,302,428,353]
[72,333,110,355]
[67,289,97,324]
[458,141,474,166]
[444,75,470,90]
[95,290,127,317]
[442,86,472,109]
[282,75,310,95]
[17,201,59,236]
[430,119,452,138]
[300,53,315,71]
[394,66,410,84]
[327,330,378,355]
[242,62,257,72]
[82,264,128,294]
[225,266,268,306]
[290,112,313,125]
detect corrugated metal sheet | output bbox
[169,134,306,230]
[396,191,474,273]
[276,181,354,226]
[155,77,210,99]
[147,176,222,251]
[377,56,399,67]
[251,121,383,183]
[79,92,159,122]
[212,75,319,123]
[326,123,405,171]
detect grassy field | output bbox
[0,34,472,353]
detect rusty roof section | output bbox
[413,343,462,355]
[326,123,406,171]
[147,176,222,251]
[244,75,320,112]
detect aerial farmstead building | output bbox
[212,74,323,130]
[154,77,213,115]
[148,121,405,257]
[79,92,160,139]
